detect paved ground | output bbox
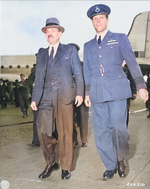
[0,95,150,189]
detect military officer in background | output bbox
[68,43,89,148]
[83,4,148,180]
[18,74,29,118]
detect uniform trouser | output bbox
[92,99,129,171]
[19,94,28,113]
[73,103,89,143]
[36,87,73,171]
[32,110,40,144]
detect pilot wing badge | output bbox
[107,39,118,45]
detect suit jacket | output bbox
[32,43,84,106]
[83,30,146,103]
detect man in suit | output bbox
[83,4,148,180]
[31,18,83,180]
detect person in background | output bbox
[0,79,8,109]
[27,64,40,147]
[13,79,20,107]
[83,4,148,180]
[18,74,29,118]
[146,74,150,118]
[68,43,89,148]
[122,61,137,127]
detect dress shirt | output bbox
[49,42,59,58]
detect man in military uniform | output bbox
[83,4,148,180]
[18,74,29,118]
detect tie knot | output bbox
[51,47,54,53]
[98,36,101,45]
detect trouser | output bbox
[36,88,73,171]
[32,110,40,144]
[73,103,89,143]
[92,99,129,170]
[19,94,28,113]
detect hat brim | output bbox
[41,25,65,33]
[90,12,109,19]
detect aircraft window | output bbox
[17,65,21,68]
[9,65,12,69]
[1,65,4,69]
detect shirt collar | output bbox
[49,42,59,56]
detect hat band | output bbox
[46,22,59,26]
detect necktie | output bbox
[98,36,101,45]
[49,47,54,61]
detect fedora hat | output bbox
[41,17,65,33]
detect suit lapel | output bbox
[41,47,49,69]
[51,43,66,65]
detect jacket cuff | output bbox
[134,76,146,90]
[85,84,90,96]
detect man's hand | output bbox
[132,94,137,100]
[139,88,149,103]
[84,95,91,107]
[75,95,83,107]
[31,101,38,111]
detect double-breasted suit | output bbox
[83,30,146,170]
[32,43,83,171]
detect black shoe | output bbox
[103,168,117,180]
[81,143,88,147]
[118,159,129,178]
[62,170,71,180]
[73,141,79,148]
[27,142,40,147]
[147,114,150,118]
[23,112,26,118]
[39,162,59,179]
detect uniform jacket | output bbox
[83,30,146,103]
[32,43,84,106]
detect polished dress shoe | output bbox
[118,159,128,178]
[62,170,71,180]
[81,143,88,147]
[103,168,117,180]
[39,162,59,179]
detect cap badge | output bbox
[95,6,100,13]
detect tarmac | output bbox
[0,94,150,189]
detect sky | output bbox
[0,0,150,56]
